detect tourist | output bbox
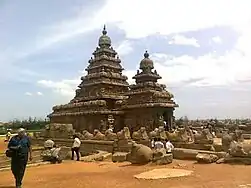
[165,139,174,154]
[50,144,62,164]
[5,130,11,142]
[151,138,156,148]
[7,128,32,188]
[71,134,81,161]
[154,138,164,149]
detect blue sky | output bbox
[1,0,251,121]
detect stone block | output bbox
[112,152,128,162]
[155,154,173,165]
[196,153,218,164]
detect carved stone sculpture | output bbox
[194,129,213,144]
[82,130,94,140]
[41,123,75,138]
[132,127,149,141]
[222,131,233,152]
[117,127,131,140]
[228,141,251,157]
[149,128,159,139]
[93,129,106,140]
[158,126,167,140]
[105,129,118,141]
[127,142,153,164]
[166,128,189,143]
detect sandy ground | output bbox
[0,160,251,188]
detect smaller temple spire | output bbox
[102,25,107,35]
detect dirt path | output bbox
[0,160,251,188]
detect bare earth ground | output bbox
[1,160,251,188]
[1,138,251,188]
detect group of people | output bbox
[151,138,174,153]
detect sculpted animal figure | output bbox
[149,128,159,139]
[82,130,94,140]
[166,128,189,143]
[93,129,106,140]
[127,142,153,164]
[105,129,118,141]
[228,141,251,157]
[117,127,131,140]
[132,127,149,141]
[194,129,213,144]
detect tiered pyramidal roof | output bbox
[123,51,177,109]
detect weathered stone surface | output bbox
[81,151,111,162]
[132,127,149,141]
[117,127,131,140]
[105,129,117,141]
[155,153,173,165]
[112,152,128,162]
[224,156,251,165]
[196,153,218,164]
[173,148,226,160]
[194,129,213,144]
[127,142,153,164]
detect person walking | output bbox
[7,128,32,188]
[71,134,81,161]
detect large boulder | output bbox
[196,153,218,164]
[127,142,153,164]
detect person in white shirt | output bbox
[71,135,81,161]
[165,139,174,153]
[154,138,165,149]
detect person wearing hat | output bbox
[7,128,32,188]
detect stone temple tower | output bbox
[49,26,129,132]
[122,51,178,132]
[48,26,178,133]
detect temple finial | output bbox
[102,25,107,35]
[144,50,149,58]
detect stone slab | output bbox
[134,168,193,180]
[173,148,226,160]
[112,152,128,162]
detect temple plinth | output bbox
[48,27,178,133]
[48,26,129,132]
[122,51,178,132]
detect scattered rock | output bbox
[216,158,225,164]
[196,153,218,164]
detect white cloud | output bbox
[37,79,79,97]
[115,40,133,56]
[25,92,33,96]
[211,36,222,44]
[36,0,251,95]
[37,92,43,96]
[169,35,200,47]
[94,0,251,39]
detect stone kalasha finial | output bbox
[102,24,107,35]
[98,25,111,47]
[140,50,154,70]
[144,50,149,58]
